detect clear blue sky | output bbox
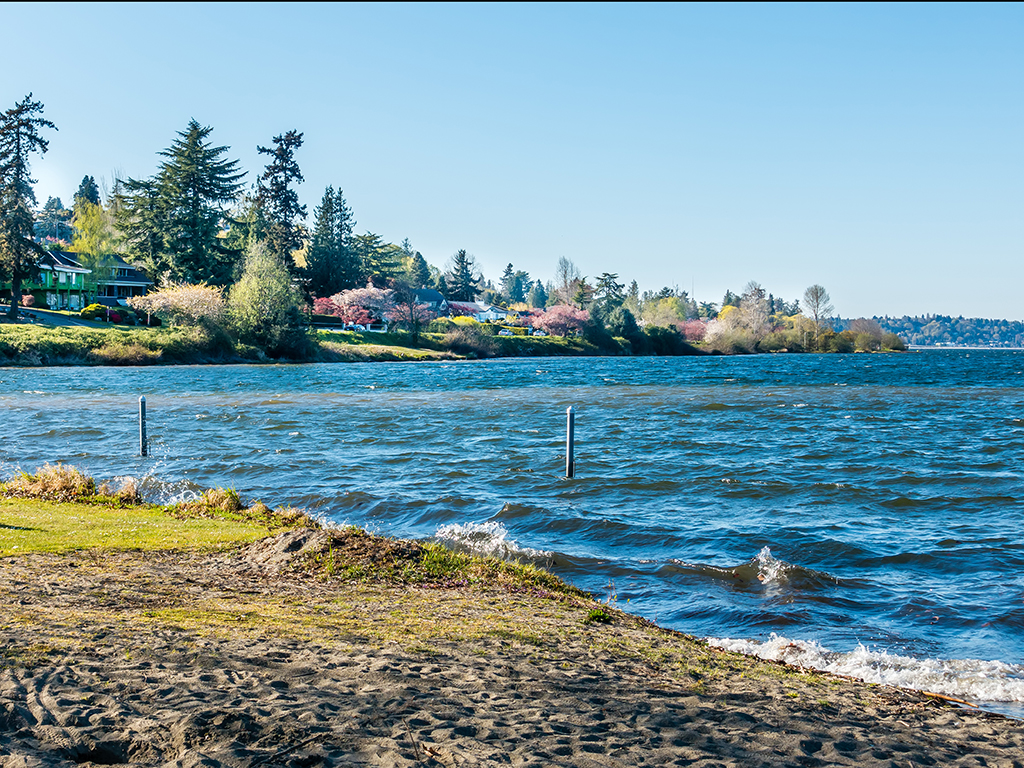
[2,2,1021,319]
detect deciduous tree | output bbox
[531,304,589,337]
[228,239,308,356]
[803,284,834,351]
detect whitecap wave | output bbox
[434,521,551,561]
[708,632,1024,704]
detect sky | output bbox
[2,2,1021,319]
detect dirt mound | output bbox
[240,528,334,574]
[240,527,426,576]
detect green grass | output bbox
[0,323,235,365]
[0,497,278,555]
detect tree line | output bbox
[1,94,908,356]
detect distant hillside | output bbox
[870,315,1024,348]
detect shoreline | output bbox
[2,489,1022,766]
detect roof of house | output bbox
[413,288,446,304]
[40,251,90,274]
[51,251,154,286]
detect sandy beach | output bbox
[0,526,1020,768]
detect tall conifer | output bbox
[147,119,245,284]
[0,94,56,318]
[256,130,306,272]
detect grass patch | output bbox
[0,464,315,556]
[0,497,284,555]
[298,526,589,599]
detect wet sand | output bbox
[1,532,1021,767]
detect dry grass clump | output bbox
[172,489,318,531]
[96,477,143,505]
[2,463,96,502]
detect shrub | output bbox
[830,330,856,353]
[21,295,35,307]
[444,324,496,358]
[427,317,456,334]
[129,283,226,329]
[882,332,907,351]
[3,463,96,501]
[89,341,164,365]
[645,325,703,355]
[80,303,107,320]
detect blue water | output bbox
[2,351,1022,710]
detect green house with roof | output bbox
[1,250,153,311]
[0,251,91,311]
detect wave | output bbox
[708,632,1024,706]
[434,521,552,562]
[667,546,840,593]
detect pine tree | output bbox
[443,249,481,301]
[305,185,337,297]
[0,94,56,319]
[408,251,430,288]
[39,196,72,241]
[73,175,100,212]
[151,119,246,284]
[115,177,166,279]
[499,263,515,304]
[256,130,306,271]
[527,280,547,308]
[333,189,359,288]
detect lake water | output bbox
[2,351,1022,716]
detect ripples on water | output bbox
[2,351,1023,713]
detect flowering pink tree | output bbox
[531,305,589,336]
[322,285,396,325]
[675,319,708,342]
[313,296,341,317]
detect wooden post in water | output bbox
[565,406,575,478]
[139,396,148,457]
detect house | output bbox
[446,300,514,323]
[412,288,448,314]
[93,255,153,306]
[0,250,91,311]
[1,251,154,311]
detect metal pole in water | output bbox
[139,396,148,457]
[566,406,575,478]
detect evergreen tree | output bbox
[256,130,306,270]
[352,233,389,286]
[306,185,337,297]
[38,196,72,241]
[333,189,359,288]
[622,280,641,316]
[73,175,100,212]
[499,263,515,303]
[408,251,430,288]
[0,94,56,319]
[443,249,482,301]
[151,119,246,284]
[115,177,166,278]
[527,279,547,308]
[593,272,625,320]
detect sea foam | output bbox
[435,521,551,561]
[708,632,1024,705]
